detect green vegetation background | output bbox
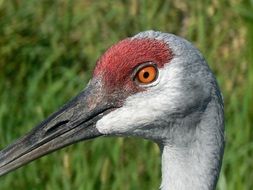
[0,0,252,189]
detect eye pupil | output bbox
[143,72,149,78]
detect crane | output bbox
[0,31,224,190]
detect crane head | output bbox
[0,31,223,176]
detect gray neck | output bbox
[159,97,224,190]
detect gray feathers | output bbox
[97,31,224,190]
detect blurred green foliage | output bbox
[0,0,252,189]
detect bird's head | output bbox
[0,31,223,176]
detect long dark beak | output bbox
[0,80,113,176]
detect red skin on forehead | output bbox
[93,38,173,94]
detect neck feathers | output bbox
[160,96,224,190]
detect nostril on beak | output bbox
[45,120,70,135]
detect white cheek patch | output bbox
[96,60,183,135]
[96,92,166,135]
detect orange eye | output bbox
[136,65,157,84]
